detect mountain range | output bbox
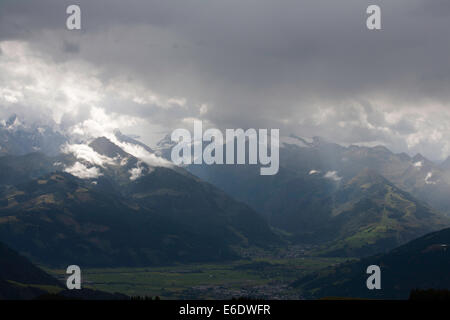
[158,134,450,256]
[0,114,66,157]
[0,115,449,277]
[0,131,277,267]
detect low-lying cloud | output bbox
[65,161,102,179]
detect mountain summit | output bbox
[89,137,130,159]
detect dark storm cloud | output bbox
[1,0,450,158]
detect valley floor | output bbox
[45,255,349,300]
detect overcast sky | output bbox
[1,0,450,159]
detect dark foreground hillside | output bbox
[292,227,450,299]
[0,241,127,300]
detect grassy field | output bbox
[45,257,350,299]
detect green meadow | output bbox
[45,257,349,299]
